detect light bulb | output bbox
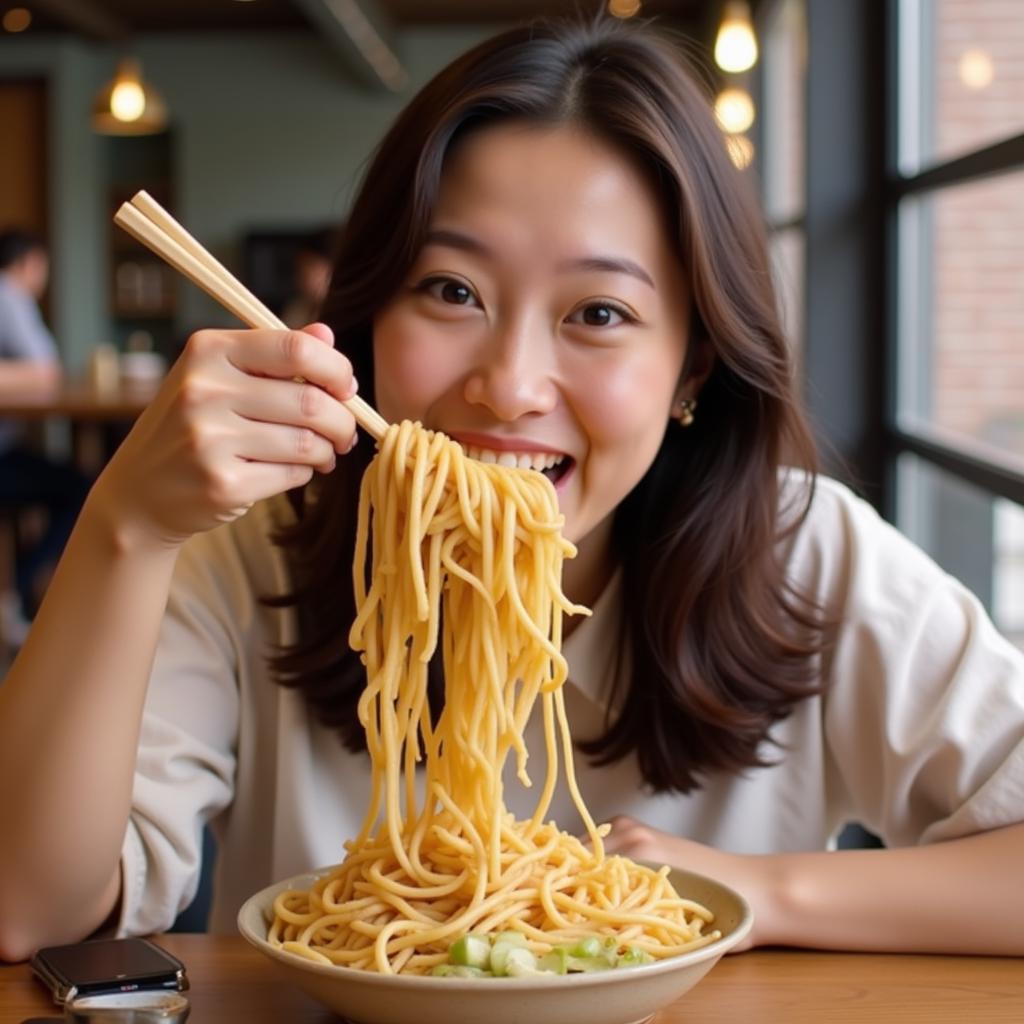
[111,80,146,122]
[715,2,758,73]
[2,7,32,32]
[608,0,641,17]
[715,88,755,134]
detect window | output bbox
[897,169,1024,470]
[893,0,1024,651]
[899,0,1024,173]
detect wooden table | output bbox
[1,936,1021,1023]
[0,379,158,422]
[0,378,159,472]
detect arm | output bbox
[0,502,180,959]
[0,359,60,390]
[0,323,357,961]
[604,816,1024,955]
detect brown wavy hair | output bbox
[269,16,829,794]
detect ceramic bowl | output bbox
[237,866,752,1024]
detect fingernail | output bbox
[345,433,359,453]
[345,376,359,400]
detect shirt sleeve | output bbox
[0,279,58,363]
[806,479,1024,848]
[116,521,253,937]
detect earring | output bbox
[674,398,697,427]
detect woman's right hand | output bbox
[92,321,358,549]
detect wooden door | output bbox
[0,78,48,230]
[0,79,49,299]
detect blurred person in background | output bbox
[0,229,90,646]
[280,227,336,328]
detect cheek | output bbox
[572,349,680,453]
[372,308,462,423]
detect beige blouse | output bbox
[117,474,1024,936]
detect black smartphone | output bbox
[30,937,188,1006]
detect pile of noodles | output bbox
[269,421,718,974]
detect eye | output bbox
[566,302,635,328]
[418,276,480,308]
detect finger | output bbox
[231,375,358,454]
[229,460,316,506]
[301,321,334,346]
[232,419,338,474]
[227,328,357,402]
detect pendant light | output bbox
[714,1,758,74]
[714,87,756,134]
[93,58,168,135]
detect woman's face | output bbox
[373,123,692,595]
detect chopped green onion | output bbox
[568,936,602,958]
[490,932,530,976]
[449,933,491,969]
[431,964,493,978]
[565,954,615,973]
[504,947,540,977]
[616,946,654,967]
[537,947,569,975]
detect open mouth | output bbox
[462,445,574,487]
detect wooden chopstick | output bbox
[113,191,389,440]
[130,191,276,331]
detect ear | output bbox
[674,334,715,405]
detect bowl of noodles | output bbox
[238,863,752,1024]
[238,422,750,1022]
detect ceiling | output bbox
[15,0,710,37]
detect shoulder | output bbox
[0,274,56,359]
[775,469,952,615]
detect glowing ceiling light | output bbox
[715,87,756,134]
[714,1,758,74]
[111,81,146,123]
[2,7,32,32]
[608,0,642,17]
[93,59,168,135]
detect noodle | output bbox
[268,421,719,974]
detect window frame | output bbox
[762,0,1024,513]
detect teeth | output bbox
[461,444,566,472]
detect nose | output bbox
[462,316,558,422]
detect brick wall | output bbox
[932,1,1024,458]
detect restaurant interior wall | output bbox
[0,25,493,371]
[0,38,107,373]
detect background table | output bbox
[0,377,159,473]
[0,379,158,422]
[1,936,1022,1023]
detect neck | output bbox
[561,515,616,637]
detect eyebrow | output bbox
[423,228,656,290]
[559,256,655,289]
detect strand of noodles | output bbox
[269,421,720,972]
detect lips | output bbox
[448,432,575,489]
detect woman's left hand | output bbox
[602,815,777,951]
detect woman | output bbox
[1,17,1021,961]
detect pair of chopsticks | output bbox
[114,191,389,441]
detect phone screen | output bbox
[32,939,185,1000]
